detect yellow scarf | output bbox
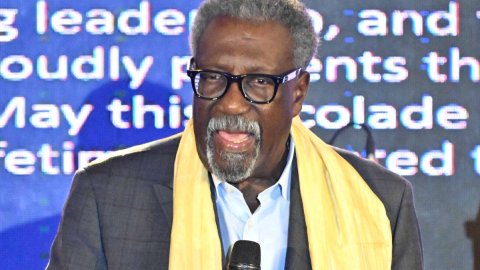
[168,117,392,269]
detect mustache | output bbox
[207,115,261,137]
[205,115,261,183]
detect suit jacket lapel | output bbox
[153,183,174,229]
[285,155,312,269]
[208,173,227,267]
[153,172,227,267]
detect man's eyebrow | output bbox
[198,62,277,74]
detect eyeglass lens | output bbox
[193,71,276,102]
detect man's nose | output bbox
[215,81,251,115]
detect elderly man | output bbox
[47,0,423,269]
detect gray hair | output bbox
[190,0,319,69]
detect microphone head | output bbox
[229,240,261,269]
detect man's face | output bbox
[193,16,308,183]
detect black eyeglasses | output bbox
[186,61,302,104]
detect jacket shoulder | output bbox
[334,146,411,191]
[333,147,424,268]
[333,146,414,226]
[81,133,182,181]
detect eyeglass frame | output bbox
[186,58,303,104]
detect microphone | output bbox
[328,122,377,162]
[228,240,261,270]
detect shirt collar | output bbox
[212,136,295,200]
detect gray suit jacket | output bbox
[47,134,423,269]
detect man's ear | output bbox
[292,71,310,116]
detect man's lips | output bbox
[218,130,250,143]
[214,130,256,151]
